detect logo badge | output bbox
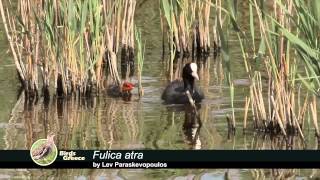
[30,134,57,166]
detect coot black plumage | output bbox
[162,63,204,104]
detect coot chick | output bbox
[107,82,134,100]
[162,63,204,104]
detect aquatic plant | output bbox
[120,0,136,81]
[135,27,145,97]
[0,0,139,99]
[239,0,299,137]
[276,0,320,95]
[0,0,42,98]
[160,0,211,58]
[238,0,320,138]
[206,0,320,138]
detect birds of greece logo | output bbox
[30,134,57,166]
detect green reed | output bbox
[208,0,319,137]
[135,26,145,97]
[275,0,320,95]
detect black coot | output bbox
[162,62,204,104]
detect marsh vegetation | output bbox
[0,0,320,178]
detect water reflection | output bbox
[243,132,307,150]
[4,85,226,151]
[183,105,202,150]
[163,104,203,150]
[4,93,143,150]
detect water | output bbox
[0,0,320,179]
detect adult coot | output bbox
[162,62,204,104]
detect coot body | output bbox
[107,82,134,100]
[161,80,204,104]
[162,63,204,104]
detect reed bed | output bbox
[0,0,139,99]
[160,0,211,58]
[0,0,42,98]
[237,0,320,138]
[202,0,320,138]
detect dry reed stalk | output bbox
[243,0,316,138]
[310,96,319,137]
[243,96,251,130]
[171,13,180,54]
[0,0,42,97]
[105,5,116,80]
[271,94,287,136]
[120,0,136,80]
[250,86,258,128]
[213,0,222,51]
[161,0,211,58]
[200,0,211,53]
[192,0,211,56]
[0,0,25,82]
[172,58,184,80]
[289,104,304,140]
[103,0,137,87]
[22,0,40,96]
[251,72,267,127]
[179,8,188,54]
[160,7,166,56]
[298,94,309,129]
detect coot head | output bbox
[107,82,134,101]
[121,82,134,93]
[121,82,134,101]
[183,62,199,93]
